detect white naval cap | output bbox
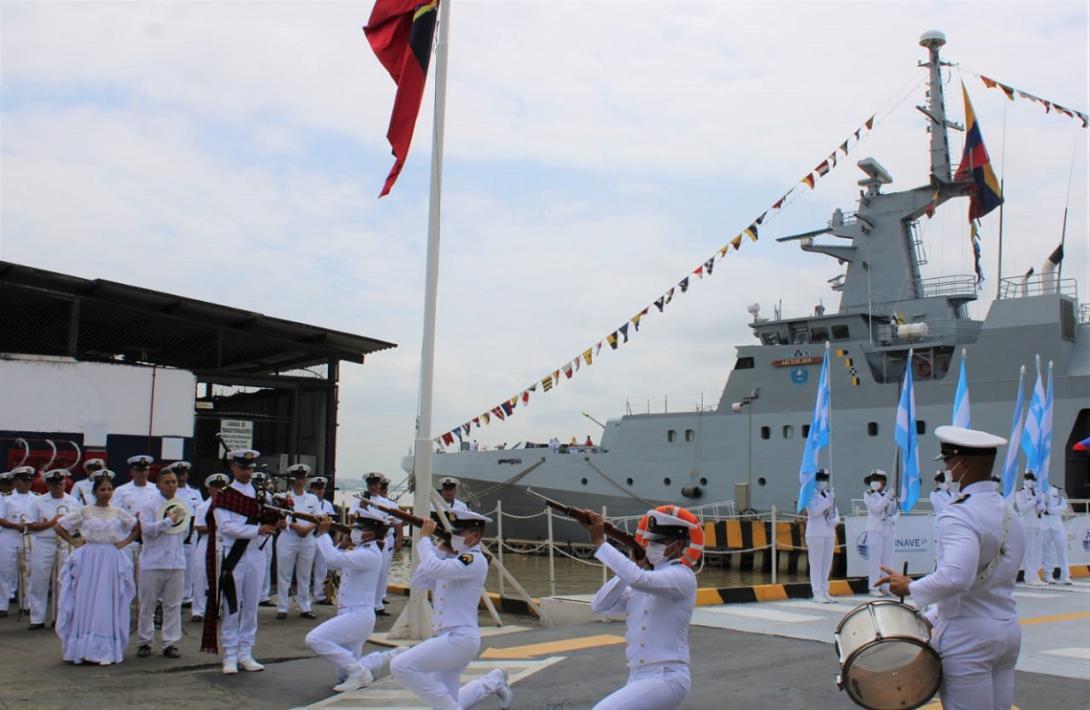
[83,458,107,473]
[11,465,36,479]
[379,474,391,485]
[164,460,191,472]
[205,472,230,487]
[355,507,390,525]
[287,463,311,477]
[933,425,1007,460]
[309,476,328,488]
[43,468,70,482]
[228,449,260,466]
[127,455,154,468]
[439,476,460,488]
[0,471,13,482]
[92,469,117,482]
[365,472,384,483]
[439,508,491,529]
[643,509,697,540]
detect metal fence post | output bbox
[601,504,608,586]
[546,505,556,597]
[771,505,778,585]
[496,499,505,597]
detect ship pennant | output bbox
[976,73,1088,128]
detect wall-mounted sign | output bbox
[220,419,254,452]
[772,355,824,368]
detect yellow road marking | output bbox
[480,634,626,659]
[752,584,788,602]
[1019,610,1090,626]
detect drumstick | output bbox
[899,561,908,603]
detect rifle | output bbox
[260,503,355,537]
[356,496,453,545]
[525,488,645,561]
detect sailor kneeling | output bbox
[305,508,390,692]
[584,508,698,710]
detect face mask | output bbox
[1024,481,1034,490]
[818,481,829,491]
[451,534,471,554]
[645,541,669,566]
[350,529,365,546]
[869,481,881,491]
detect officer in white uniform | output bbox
[305,508,389,692]
[355,472,400,616]
[1012,471,1044,585]
[805,470,839,603]
[864,469,898,596]
[877,425,1025,710]
[585,508,698,710]
[310,476,337,606]
[429,477,470,516]
[276,463,321,619]
[0,466,39,616]
[216,449,285,674]
[251,469,275,606]
[1040,483,1072,585]
[191,473,229,622]
[113,455,160,567]
[165,461,203,606]
[390,509,512,710]
[71,458,106,506]
[0,470,13,497]
[136,467,188,659]
[25,468,77,629]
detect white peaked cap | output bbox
[933,425,1007,459]
[646,509,697,529]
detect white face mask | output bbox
[1024,480,1035,490]
[818,481,829,491]
[451,534,471,554]
[350,529,365,546]
[869,481,881,491]
[645,541,669,566]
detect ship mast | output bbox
[917,30,958,185]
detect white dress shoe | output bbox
[333,667,374,693]
[868,590,884,598]
[222,659,239,675]
[492,668,513,710]
[239,657,265,672]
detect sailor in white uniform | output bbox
[135,467,188,659]
[310,476,337,605]
[113,455,159,567]
[25,468,77,629]
[190,473,229,622]
[0,466,39,616]
[276,463,321,619]
[585,508,698,710]
[877,425,1025,710]
[71,458,106,506]
[1012,471,1044,585]
[165,461,203,606]
[354,472,400,616]
[305,508,390,692]
[1040,483,1072,585]
[864,469,898,596]
[805,470,839,603]
[390,509,513,710]
[429,477,469,515]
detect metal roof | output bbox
[0,260,396,375]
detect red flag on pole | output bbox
[364,0,439,197]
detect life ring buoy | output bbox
[634,505,704,568]
[914,360,932,379]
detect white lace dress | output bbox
[55,505,137,664]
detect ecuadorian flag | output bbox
[955,82,1004,220]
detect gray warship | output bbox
[411,31,1090,540]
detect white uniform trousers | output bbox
[374,542,393,610]
[1020,527,1043,582]
[182,542,196,603]
[594,663,691,710]
[260,536,273,601]
[312,548,329,602]
[391,629,504,710]
[805,534,835,600]
[0,531,24,607]
[29,538,68,624]
[220,552,264,661]
[138,568,184,648]
[935,617,1020,710]
[866,529,895,592]
[277,536,316,612]
[191,538,211,617]
[1040,524,1070,582]
[305,605,376,675]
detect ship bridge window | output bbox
[734,357,755,370]
[761,332,783,345]
[810,327,830,342]
[790,324,810,344]
[868,422,879,436]
[802,424,811,438]
[831,325,850,340]
[782,425,794,439]
[916,420,926,435]
[667,430,677,443]
[684,429,695,442]
[760,426,771,440]
[1061,299,1075,340]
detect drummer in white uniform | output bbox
[877,425,1025,710]
[585,508,698,710]
[864,469,898,597]
[805,470,838,603]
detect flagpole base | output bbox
[387,587,434,641]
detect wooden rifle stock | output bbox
[357,497,453,545]
[262,503,355,536]
[527,489,645,560]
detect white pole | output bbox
[496,499,505,597]
[546,505,556,597]
[388,0,451,641]
[601,504,608,586]
[771,505,778,585]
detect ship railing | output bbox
[849,498,935,517]
[874,318,981,346]
[998,274,1078,301]
[918,274,979,300]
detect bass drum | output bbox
[834,600,941,710]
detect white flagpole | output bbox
[389,0,451,640]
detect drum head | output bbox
[843,638,941,710]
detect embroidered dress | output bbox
[55,505,136,665]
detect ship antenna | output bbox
[1057,138,1079,283]
[918,31,956,185]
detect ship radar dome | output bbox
[919,30,946,48]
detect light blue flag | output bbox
[1001,366,1026,498]
[1037,363,1054,490]
[895,356,920,513]
[1020,360,1045,474]
[797,349,831,513]
[952,349,971,428]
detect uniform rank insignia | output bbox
[458,553,473,566]
[953,494,971,505]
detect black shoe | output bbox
[316,599,334,606]
[275,612,287,620]
[163,646,181,659]
[375,609,390,617]
[191,615,203,623]
[0,610,7,618]
[27,623,45,630]
[300,611,317,620]
[258,600,274,607]
[181,601,192,609]
[137,645,152,658]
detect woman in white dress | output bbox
[54,472,140,665]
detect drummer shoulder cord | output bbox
[973,505,1013,587]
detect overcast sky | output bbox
[2,1,1087,485]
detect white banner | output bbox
[845,515,934,576]
[220,419,254,452]
[1063,515,1090,565]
